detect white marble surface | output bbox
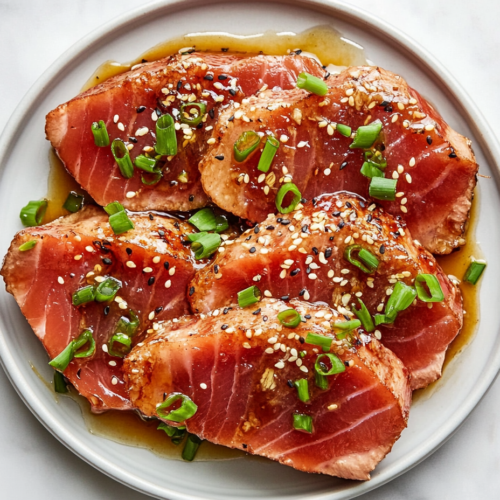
[0,0,499,498]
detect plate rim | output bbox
[1,0,499,499]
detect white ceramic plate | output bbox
[1,1,499,499]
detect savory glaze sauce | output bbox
[81,25,367,92]
[43,26,480,456]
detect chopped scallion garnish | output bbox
[180,102,206,126]
[463,260,486,285]
[296,72,328,96]
[134,154,158,173]
[72,285,96,306]
[350,121,382,149]
[369,177,397,201]
[314,364,329,390]
[237,285,261,308]
[314,353,345,376]
[384,281,417,322]
[63,192,84,213]
[111,139,134,179]
[91,120,110,147]
[415,274,445,302]
[352,299,375,332]
[364,150,387,169]
[305,332,332,352]
[344,245,379,273]
[182,433,203,461]
[53,371,68,394]
[115,311,140,338]
[215,215,229,233]
[190,232,221,259]
[276,183,301,214]
[336,123,351,137]
[104,202,135,235]
[20,200,48,227]
[156,113,177,156]
[293,379,310,403]
[157,422,186,445]
[292,413,313,433]
[49,329,95,371]
[257,136,280,173]
[360,161,384,179]
[108,332,132,358]
[157,393,198,423]
[104,201,125,215]
[332,319,361,332]
[277,309,301,328]
[189,208,217,232]
[234,131,260,162]
[95,277,121,302]
[19,240,37,252]
[141,171,163,185]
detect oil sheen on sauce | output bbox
[42,26,480,456]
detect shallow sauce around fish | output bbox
[41,26,481,460]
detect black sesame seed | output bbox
[360,201,365,208]
[281,295,289,301]
[426,136,433,145]
[305,314,311,319]
[164,261,170,270]
[333,211,341,217]
[329,236,334,241]
[209,108,215,119]
[299,336,305,344]
[254,225,260,234]
[189,194,194,202]
[266,225,275,230]
[174,222,179,229]
[449,151,457,158]
[290,268,300,276]
[126,248,132,255]
[155,306,163,314]
[312,198,318,206]
[104,306,110,316]
[380,100,390,107]
[306,266,311,274]
[249,247,256,253]
[242,444,248,449]
[299,289,305,296]
[301,224,309,233]
[345,202,352,208]
[204,74,214,81]
[263,316,268,322]
[221,48,229,52]
[287,380,295,388]
[385,105,393,112]
[214,264,219,274]
[149,214,154,220]
[338,221,345,229]
[102,240,112,246]
[295,49,302,55]
[218,74,228,80]
[280,219,290,225]
[177,80,182,90]
[148,277,155,286]
[344,361,350,367]
[103,258,112,265]
[228,115,234,122]
[312,247,319,255]
[229,89,236,96]
[155,107,162,116]
[245,235,252,241]
[69,273,75,278]
[367,214,373,222]
[136,106,146,113]
[189,286,195,296]
[380,245,386,254]
[252,308,261,315]
[215,155,225,161]
[128,136,138,143]
[325,248,332,258]
[76,369,81,379]
[196,122,203,129]
[223,308,229,314]
[158,230,165,237]
[221,324,228,330]
[340,161,348,170]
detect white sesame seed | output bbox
[165,280,171,288]
[299,366,308,373]
[265,348,274,354]
[111,377,119,385]
[243,342,252,349]
[57,276,64,284]
[126,191,136,198]
[392,171,399,179]
[275,361,285,369]
[126,261,136,268]
[344,235,352,244]
[304,291,310,300]
[327,404,338,411]
[169,267,176,276]
[264,290,272,297]
[153,256,161,264]
[113,115,119,123]
[397,165,404,174]
[328,270,334,278]
[199,383,208,390]
[268,337,277,344]
[207,138,216,145]
[143,267,153,273]
[280,134,289,143]
[136,127,149,136]
[280,270,287,279]
[117,123,125,132]
[95,276,105,283]
[85,245,94,252]
[119,302,127,310]
[401,206,408,213]
[297,141,307,148]
[409,157,416,167]
[102,344,109,353]
[308,273,318,280]
[109,360,117,367]
[406,173,412,183]
[74,255,82,261]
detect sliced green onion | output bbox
[369,177,397,201]
[237,286,261,308]
[180,102,206,126]
[296,72,328,96]
[215,215,229,233]
[111,139,134,179]
[332,319,361,332]
[191,232,221,259]
[360,161,384,179]
[293,379,310,403]
[53,371,68,394]
[257,136,280,173]
[104,201,125,215]
[72,285,96,306]
[314,363,329,390]
[315,353,345,376]
[20,200,48,227]
[157,393,198,423]
[374,314,391,326]
[276,183,301,214]
[109,210,135,235]
[344,245,379,273]
[385,281,417,321]
[292,413,313,433]
[234,131,260,162]
[352,299,375,332]
[115,311,140,337]
[157,422,186,445]
[49,330,95,371]
[415,274,445,302]
[305,332,332,352]
[91,120,110,147]
[182,434,203,461]
[187,231,208,243]
[277,309,301,328]
[63,192,84,213]
[350,121,382,149]
[108,332,132,358]
[189,208,217,231]
[463,260,487,285]
[19,240,37,252]
[141,171,162,185]
[364,150,387,169]
[73,329,96,358]
[134,154,158,172]
[336,123,352,137]
[95,277,121,302]
[156,113,177,156]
